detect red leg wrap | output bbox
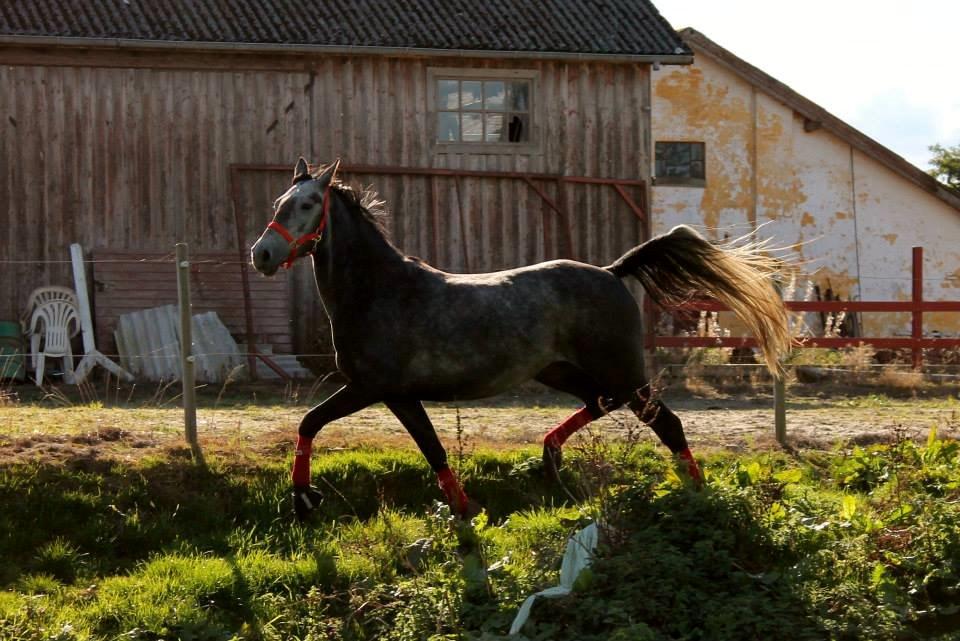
[678,447,702,483]
[543,407,595,449]
[292,436,313,487]
[437,467,469,515]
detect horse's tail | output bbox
[607,225,791,376]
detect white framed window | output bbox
[429,68,537,152]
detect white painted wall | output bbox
[651,53,960,337]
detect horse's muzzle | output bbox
[251,243,279,276]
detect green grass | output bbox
[1,438,960,640]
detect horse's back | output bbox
[444,258,627,298]
[441,258,646,369]
[440,259,638,325]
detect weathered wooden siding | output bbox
[0,48,652,354]
[0,59,312,353]
[92,250,291,356]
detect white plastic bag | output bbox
[509,522,599,635]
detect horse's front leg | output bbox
[292,383,378,520]
[385,400,480,518]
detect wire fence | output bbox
[4,248,960,384]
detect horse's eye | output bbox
[300,203,313,211]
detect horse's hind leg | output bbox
[385,399,478,518]
[535,362,623,479]
[628,389,703,484]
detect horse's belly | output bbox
[406,348,545,399]
[406,369,535,401]
[338,343,549,400]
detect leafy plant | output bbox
[929,143,960,190]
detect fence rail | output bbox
[648,247,960,368]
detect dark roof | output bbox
[678,28,960,212]
[0,0,690,59]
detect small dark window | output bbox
[655,141,706,186]
[436,78,531,144]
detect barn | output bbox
[0,1,691,368]
[651,28,960,338]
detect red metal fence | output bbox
[648,247,960,369]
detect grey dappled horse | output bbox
[251,159,790,520]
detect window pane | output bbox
[506,114,528,142]
[437,80,459,110]
[434,76,534,144]
[484,81,505,111]
[669,145,691,166]
[508,81,530,112]
[485,113,504,141]
[462,81,482,110]
[655,142,706,181]
[462,113,483,141]
[437,112,460,141]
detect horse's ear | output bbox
[316,158,342,187]
[292,157,310,185]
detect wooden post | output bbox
[774,280,787,446]
[176,243,203,464]
[454,175,471,272]
[912,246,923,370]
[774,374,787,446]
[228,169,259,381]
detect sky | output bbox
[651,0,960,171]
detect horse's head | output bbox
[251,157,339,275]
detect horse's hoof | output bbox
[292,485,324,521]
[543,443,563,482]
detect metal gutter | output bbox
[0,34,693,65]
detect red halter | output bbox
[267,182,333,269]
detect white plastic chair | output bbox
[28,298,80,386]
[22,286,79,325]
[22,287,79,372]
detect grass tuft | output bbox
[876,367,924,389]
[33,538,86,584]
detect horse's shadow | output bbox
[0,447,575,585]
[523,483,833,640]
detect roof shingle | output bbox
[0,0,690,57]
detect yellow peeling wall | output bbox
[651,55,960,337]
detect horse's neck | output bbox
[313,204,406,319]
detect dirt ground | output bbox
[2,378,959,465]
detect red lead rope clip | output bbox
[267,181,333,269]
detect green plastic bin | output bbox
[0,320,26,382]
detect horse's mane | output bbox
[333,182,391,236]
[311,163,390,237]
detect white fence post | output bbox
[70,243,134,384]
